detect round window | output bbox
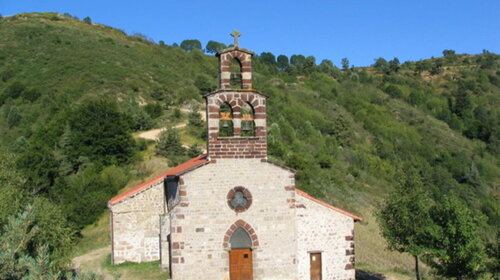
[227,187,252,212]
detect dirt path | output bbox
[72,246,114,280]
[136,109,205,141]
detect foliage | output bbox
[277,55,289,71]
[341,57,350,70]
[0,205,102,280]
[194,73,216,95]
[376,168,434,279]
[65,99,136,166]
[205,40,226,54]
[426,195,487,279]
[180,39,202,53]
[188,107,203,127]
[156,128,185,157]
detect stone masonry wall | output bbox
[296,195,356,280]
[111,181,166,264]
[206,91,267,159]
[169,159,298,280]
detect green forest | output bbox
[0,12,498,279]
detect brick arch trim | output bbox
[222,219,259,249]
[223,51,247,62]
[215,95,259,113]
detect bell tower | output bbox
[205,30,267,160]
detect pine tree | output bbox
[156,128,185,157]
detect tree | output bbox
[0,152,24,226]
[205,40,226,54]
[0,205,100,279]
[194,73,215,95]
[144,103,163,119]
[377,168,434,280]
[1,81,26,104]
[6,106,21,128]
[384,84,404,98]
[388,57,401,73]
[188,107,203,128]
[303,56,316,73]
[427,195,486,279]
[341,58,350,70]
[156,128,185,157]
[180,39,202,53]
[373,57,388,73]
[277,55,289,71]
[66,99,136,165]
[187,144,202,158]
[443,49,456,57]
[260,52,276,65]
[83,16,92,24]
[290,54,305,67]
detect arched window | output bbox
[230,58,242,89]
[230,227,252,249]
[241,102,255,137]
[219,102,233,137]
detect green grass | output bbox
[73,212,111,257]
[101,254,169,280]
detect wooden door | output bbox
[310,253,322,280]
[229,249,253,280]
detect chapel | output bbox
[108,32,362,280]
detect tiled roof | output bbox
[108,154,209,206]
[295,189,363,222]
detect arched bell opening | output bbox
[240,102,255,137]
[219,102,233,137]
[229,58,243,89]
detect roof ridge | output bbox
[295,189,363,222]
[108,154,209,206]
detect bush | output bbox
[144,103,162,119]
[384,84,404,98]
[156,128,185,157]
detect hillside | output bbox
[0,12,498,278]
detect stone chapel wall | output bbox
[111,181,166,264]
[169,159,298,280]
[295,195,356,280]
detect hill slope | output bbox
[0,12,498,278]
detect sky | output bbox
[2,0,499,67]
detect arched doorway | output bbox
[224,220,258,280]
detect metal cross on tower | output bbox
[230,29,241,47]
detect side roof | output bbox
[295,189,363,222]
[108,154,209,206]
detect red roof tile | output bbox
[108,154,208,206]
[295,189,363,222]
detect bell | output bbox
[223,121,229,128]
[242,121,251,132]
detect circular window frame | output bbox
[227,186,252,213]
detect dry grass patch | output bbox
[355,209,430,279]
